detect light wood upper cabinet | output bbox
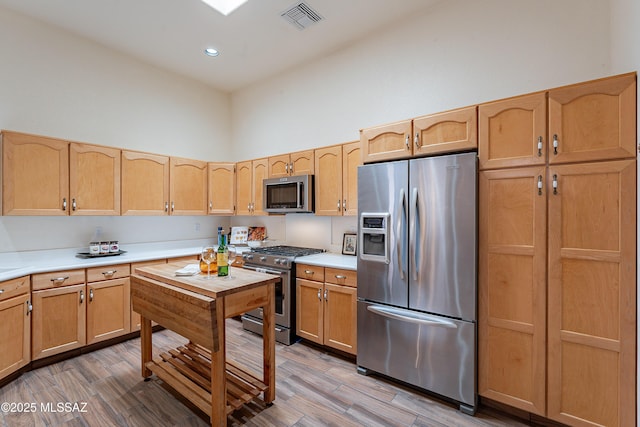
[315,142,360,216]
[0,276,31,381]
[268,150,314,177]
[546,159,636,427]
[360,119,412,163]
[342,142,360,216]
[479,92,547,170]
[208,162,235,215]
[361,107,477,164]
[478,167,547,416]
[236,158,267,215]
[1,131,69,215]
[548,73,636,165]
[121,150,170,215]
[69,143,121,215]
[169,157,208,215]
[413,106,477,156]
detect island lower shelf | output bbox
[147,341,267,416]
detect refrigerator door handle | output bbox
[366,305,457,329]
[396,189,406,279]
[409,187,419,281]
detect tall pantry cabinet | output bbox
[478,73,636,427]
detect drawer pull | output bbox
[102,270,117,277]
[0,289,4,294]
[50,276,69,284]
[335,275,347,280]
[304,270,314,275]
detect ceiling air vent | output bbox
[281,2,323,30]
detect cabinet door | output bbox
[360,119,412,163]
[413,106,477,156]
[268,154,290,178]
[342,142,360,216]
[548,73,636,165]
[69,143,121,215]
[547,159,636,427]
[251,158,268,216]
[290,150,314,176]
[32,284,86,360]
[121,150,170,215]
[236,161,252,215]
[170,157,208,215]
[323,283,357,354]
[208,162,235,215]
[478,167,547,415]
[0,293,30,380]
[478,92,547,170]
[87,278,131,345]
[315,145,343,216]
[1,131,69,215]
[296,279,323,344]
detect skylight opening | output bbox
[201,0,249,16]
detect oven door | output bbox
[241,264,291,327]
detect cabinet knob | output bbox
[553,134,559,155]
[324,289,328,300]
[26,300,32,315]
[317,288,322,301]
[405,134,410,150]
[62,198,67,211]
[537,136,543,156]
[79,290,84,304]
[552,174,558,194]
[89,288,94,302]
[414,132,420,149]
[72,198,77,211]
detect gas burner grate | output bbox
[249,245,323,257]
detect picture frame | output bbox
[342,233,357,256]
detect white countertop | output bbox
[0,239,213,282]
[295,252,357,270]
[0,241,357,282]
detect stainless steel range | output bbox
[241,245,323,345]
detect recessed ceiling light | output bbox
[204,48,219,57]
[200,0,248,16]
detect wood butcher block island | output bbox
[130,261,280,426]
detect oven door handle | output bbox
[242,265,285,276]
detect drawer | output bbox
[87,264,131,282]
[32,269,85,291]
[0,275,30,301]
[296,264,324,281]
[325,268,357,287]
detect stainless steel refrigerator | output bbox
[356,152,477,414]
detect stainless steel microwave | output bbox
[263,175,314,213]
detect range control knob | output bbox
[274,258,281,265]
[260,256,267,262]
[244,254,253,261]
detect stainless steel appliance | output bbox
[241,245,323,344]
[263,175,314,213]
[357,152,477,415]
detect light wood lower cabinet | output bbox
[0,276,31,380]
[296,265,357,355]
[86,264,131,345]
[32,283,86,360]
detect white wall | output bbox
[0,6,232,252]
[231,0,610,159]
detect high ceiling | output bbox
[0,0,441,92]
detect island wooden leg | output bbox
[210,297,226,427]
[140,316,152,378]
[262,282,276,404]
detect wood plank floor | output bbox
[0,319,529,427]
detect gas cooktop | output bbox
[249,245,324,258]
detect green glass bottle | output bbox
[217,230,228,277]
